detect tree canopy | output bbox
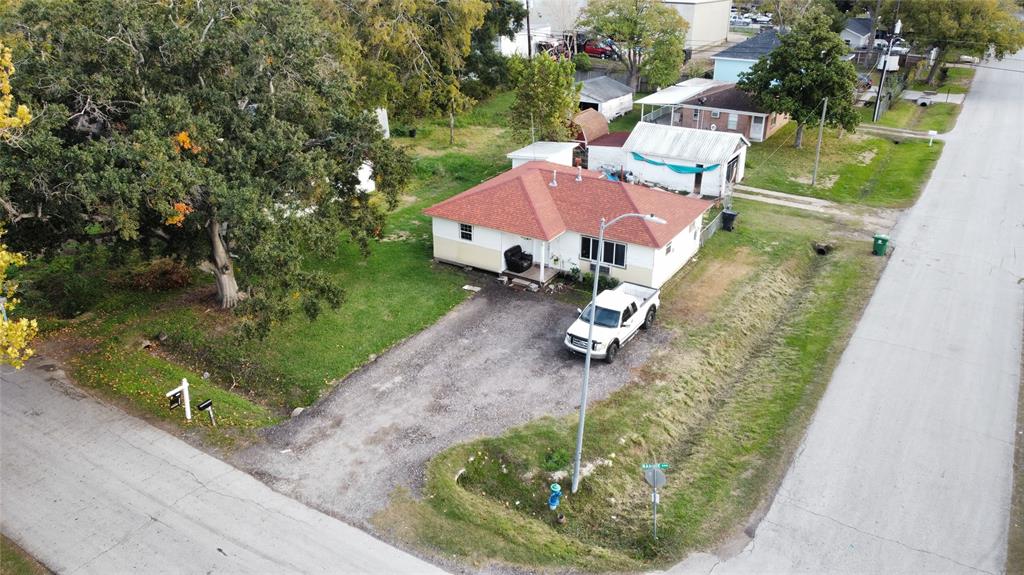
[0,41,32,141]
[578,0,690,90]
[0,227,37,369]
[738,7,860,148]
[463,0,528,100]
[1,0,410,337]
[507,54,580,143]
[879,0,1024,84]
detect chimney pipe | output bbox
[575,166,583,182]
[549,170,558,187]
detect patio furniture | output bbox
[504,245,534,273]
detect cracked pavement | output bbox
[664,52,1023,575]
[0,360,444,574]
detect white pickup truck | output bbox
[564,282,660,363]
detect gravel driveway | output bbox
[234,283,669,524]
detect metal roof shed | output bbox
[578,76,635,121]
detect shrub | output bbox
[580,271,621,291]
[121,258,192,292]
[572,52,593,72]
[19,245,111,318]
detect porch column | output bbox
[670,105,675,126]
[539,241,547,282]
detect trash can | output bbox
[721,210,738,232]
[872,234,889,256]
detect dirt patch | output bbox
[661,246,759,324]
[792,174,839,188]
[857,149,877,165]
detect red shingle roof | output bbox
[423,161,712,248]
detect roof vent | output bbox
[575,166,583,182]
[549,170,558,187]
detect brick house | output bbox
[675,83,788,143]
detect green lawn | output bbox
[376,199,885,570]
[858,100,961,133]
[609,93,651,133]
[1,535,49,575]
[910,66,975,95]
[743,122,943,207]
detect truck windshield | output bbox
[580,304,620,328]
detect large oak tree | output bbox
[1,0,410,337]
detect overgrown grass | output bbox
[910,66,975,94]
[2,534,50,575]
[375,200,885,570]
[743,122,943,207]
[859,100,961,133]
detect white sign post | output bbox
[165,378,192,421]
[928,130,937,146]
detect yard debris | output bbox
[290,407,304,418]
[462,285,481,293]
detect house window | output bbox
[770,115,777,126]
[692,109,699,121]
[580,236,626,267]
[711,110,721,119]
[665,241,673,255]
[459,223,473,241]
[727,113,738,130]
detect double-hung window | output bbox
[459,223,473,241]
[580,236,626,267]
[727,113,738,130]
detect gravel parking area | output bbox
[234,283,669,524]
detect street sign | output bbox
[168,391,182,410]
[641,463,670,470]
[643,468,667,489]
[197,399,213,411]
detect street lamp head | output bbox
[645,214,667,225]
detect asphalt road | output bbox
[0,360,445,574]
[670,55,1024,573]
[236,285,668,523]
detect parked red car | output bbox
[582,39,615,59]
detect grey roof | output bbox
[713,30,781,62]
[578,76,633,103]
[844,17,873,38]
[624,122,749,165]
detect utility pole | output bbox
[873,11,902,122]
[812,97,828,186]
[526,0,533,59]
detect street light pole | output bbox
[873,18,902,123]
[571,212,666,494]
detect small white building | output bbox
[622,122,749,198]
[662,0,732,50]
[840,17,874,49]
[424,161,712,288]
[506,141,578,168]
[579,76,635,121]
[586,132,631,171]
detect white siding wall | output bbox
[510,147,575,168]
[840,30,870,49]
[625,147,746,197]
[651,218,703,288]
[588,145,628,170]
[598,94,634,120]
[432,218,504,272]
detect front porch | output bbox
[501,262,561,287]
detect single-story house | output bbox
[579,76,634,121]
[572,108,610,146]
[622,122,749,198]
[662,0,731,50]
[586,131,632,171]
[841,17,874,49]
[506,141,579,168]
[676,83,788,142]
[711,29,781,83]
[423,161,713,289]
[635,78,727,125]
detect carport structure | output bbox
[636,78,726,125]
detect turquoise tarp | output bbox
[630,152,719,174]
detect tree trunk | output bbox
[794,123,805,149]
[207,219,240,309]
[449,101,455,146]
[925,49,947,86]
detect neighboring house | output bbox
[840,17,874,49]
[635,78,728,125]
[711,29,781,82]
[579,76,635,120]
[423,161,712,289]
[572,108,610,146]
[676,83,788,142]
[507,141,579,168]
[622,122,749,197]
[358,108,392,193]
[661,0,732,50]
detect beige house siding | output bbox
[432,236,503,273]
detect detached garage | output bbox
[579,76,634,121]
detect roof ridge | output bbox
[622,183,661,247]
[520,169,566,239]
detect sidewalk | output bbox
[732,184,901,232]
